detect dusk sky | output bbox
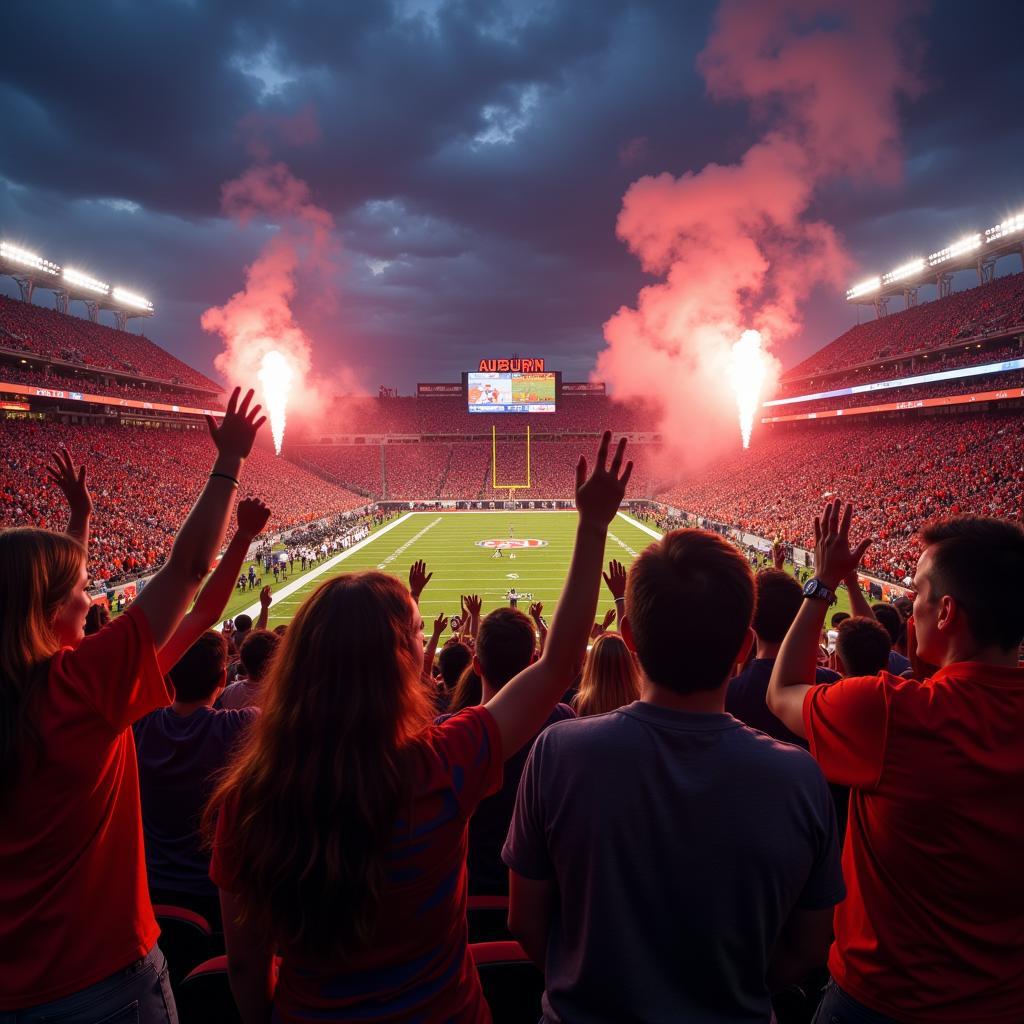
[2,0,1023,396]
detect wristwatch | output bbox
[802,577,836,603]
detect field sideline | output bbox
[214,509,858,630]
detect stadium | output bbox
[4,6,1024,1024]
[3,218,1022,622]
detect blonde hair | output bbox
[572,632,641,718]
[0,528,86,797]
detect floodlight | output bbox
[928,234,981,266]
[63,267,110,294]
[0,241,60,274]
[882,258,925,285]
[985,212,1024,242]
[112,287,153,311]
[846,276,881,300]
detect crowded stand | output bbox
[0,359,225,410]
[0,418,366,583]
[775,335,1023,400]
[289,439,663,500]
[773,367,1024,416]
[785,270,1024,381]
[658,413,1023,582]
[0,294,220,392]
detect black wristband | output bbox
[209,471,239,488]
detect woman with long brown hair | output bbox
[206,432,632,1023]
[0,388,264,1023]
[572,632,642,718]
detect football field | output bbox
[223,510,663,629]
[216,508,859,630]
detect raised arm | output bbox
[408,560,432,606]
[133,387,265,650]
[256,585,272,631]
[528,601,547,656]
[47,446,92,550]
[423,611,449,679]
[602,559,627,629]
[485,432,632,757]
[768,500,871,737]
[844,571,875,620]
[157,498,271,673]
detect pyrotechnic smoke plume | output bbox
[597,0,922,472]
[202,161,337,448]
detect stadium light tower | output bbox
[0,241,61,304]
[106,287,155,331]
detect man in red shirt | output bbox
[768,500,1024,1023]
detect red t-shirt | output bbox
[804,663,1024,1022]
[211,704,503,1023]
[0,606,170,1009]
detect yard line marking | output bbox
[616,510,662,540]
[375,517,443,568]
[606,530,639,559]
[235,512,415,619]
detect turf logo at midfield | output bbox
[475,538,548,549]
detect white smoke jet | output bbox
[730,329,768,449]
[258,349,294,455]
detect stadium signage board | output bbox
[477,358,545,372]
[5,380,218,417]
[417,383,464,397]
[474,538,549,548]
[561,382,606,395]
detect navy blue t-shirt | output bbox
[504,703,844,1023]
[437,702,574,894]
[134,705,257,895]
[726,658,840,749]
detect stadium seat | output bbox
[152,904,214,988]
[175,954,239,1024]
[467,893,511,942]
[471,940,544,1024]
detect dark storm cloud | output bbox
[2,0,1023,387]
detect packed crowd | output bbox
[659,414,1024,583]
[773,366,1024,416]
[787,270,1024,379]
[0,295,220,391]
[0,418,367,583]
[289,440,662,500]
[777,336,1023,398]
[3,396,1022,1024]
[0,359,224,409]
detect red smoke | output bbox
[597,0,922,471]
[202,161,345,429]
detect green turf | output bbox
[219,509,858,630]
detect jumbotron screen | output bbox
[466,371,557,413]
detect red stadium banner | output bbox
[0,400,30,411]
[0,381,220,416]
[561,382,606,395]
[417,383,464,397]
[761,386,1024,423]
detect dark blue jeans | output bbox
[813,980,902,1024]
[0,945,177,1024]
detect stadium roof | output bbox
[0,240,154,325]
[845,211,1024,308]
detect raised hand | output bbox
[574,432,632,527]
[236,497,271,538]
[409,559,433,600]
[463,594,482,618]
[432,611,449,637]
[205,387,266,459]
[528,601,544,624]
[47,446,92,520]
[599,607,616,632]
[814,499,871,590]
[602,559,627,600]
[260,585,273,610]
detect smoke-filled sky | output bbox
[2,0,1023,396]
